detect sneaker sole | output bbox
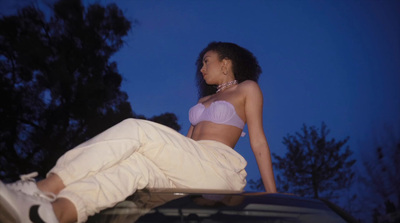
[0,181,20,223]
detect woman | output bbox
[0,41,276,223]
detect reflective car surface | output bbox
[87,189,357,223]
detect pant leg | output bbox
[49,118,247,222]
[48,118,149,185]
[49,118,247,189]
[57,153,174,222]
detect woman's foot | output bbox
[0,180,58,223]
[6,172,56,201]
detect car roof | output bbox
[87,189,356,223]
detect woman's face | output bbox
[200,50,225,85]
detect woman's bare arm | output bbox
[187,125,194,138]
[243,81,277,193]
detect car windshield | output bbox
[87,189,349,223]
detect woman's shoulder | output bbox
[239,80,259,87]
[238,80,261,93]
[198,95,212,103]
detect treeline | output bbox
[0,0,180,181]
[0,1,398,222]
[249,122,399,223]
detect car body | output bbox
[87,189,357,223]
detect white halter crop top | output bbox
[189,100,245,129]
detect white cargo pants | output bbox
[48,119,247,222]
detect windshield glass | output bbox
[87,190,347,223]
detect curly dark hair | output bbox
[195,41,262,98]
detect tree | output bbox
[359,125,400,222]
[149,113,181,132]
[0,0,180,181]
[272,122,355,199]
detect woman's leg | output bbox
[52,198,77,223]
[42,118,246,222]
[48,119,147,186]
[37,173,65,195]
[131,121,248,190]
[36,174,77,223]
[1,118,153,223]
[57,152,173,222]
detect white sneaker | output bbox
[6,172,56,202]
[0,180,59,223]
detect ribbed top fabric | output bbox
[189,100,245,129]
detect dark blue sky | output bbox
[2,0,399,192]
[102,0,400,189]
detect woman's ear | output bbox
[222,58,233,75]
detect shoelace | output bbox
[20,172,39,181]
[10,172,57,202]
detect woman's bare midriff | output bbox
[190,122,242,148]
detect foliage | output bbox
[271,122,356,199]
[149,113,181,132]
[359,125,400,222]
[0,0,180,181]
[248,178,265,191]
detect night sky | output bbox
[1,0,399,193]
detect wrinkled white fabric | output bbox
[49,119,247,222]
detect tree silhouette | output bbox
[0,0,180,181]
[276,123,356,198]
[252,123,356,199]
[359,125,400,222]
[149,113,181,132]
